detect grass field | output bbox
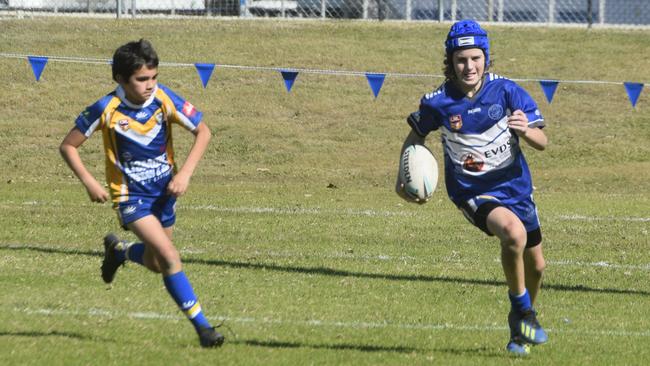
[1,17,649,365]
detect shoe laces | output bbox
[214,319,237,339]
[522,309,540,328]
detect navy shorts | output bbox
[115,195,177,230]
[458,195,542,248]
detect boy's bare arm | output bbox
[59,127,109,203]
[167,122,212,197]
[507,109,548,150]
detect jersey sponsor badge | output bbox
[182,101,196,117]
[449,114,463,130]
[461,153,484,172]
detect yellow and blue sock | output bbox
[509,289,532,312]
[163,271,212,331]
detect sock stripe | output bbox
[185,303,203,319]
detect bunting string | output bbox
[1,52,645,106]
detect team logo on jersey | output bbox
[118,119,130,131]
[135,111,149,120]
[182,101,196,117]
[461,153,484,172]
[155,112,164,125]
[488,104,503,120]
[449,114,463,130]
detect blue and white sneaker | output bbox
[508,308,548,345]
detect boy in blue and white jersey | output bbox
[396,20,549,355]
[60,39,224,348]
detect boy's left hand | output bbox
[507,109,529,137]
[167,172,191,197]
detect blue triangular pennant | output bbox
[539,80,559,104]
[194,63,215,88]
[28,56,48,81]
[365,73,386,99]
[280,70,299,92]
[624,82,644,107]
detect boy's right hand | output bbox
[84,179,109,203]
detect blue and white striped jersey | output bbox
[408,73,544,205]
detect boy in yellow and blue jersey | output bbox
[60,39,224,348]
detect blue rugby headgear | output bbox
[445,19,490,67]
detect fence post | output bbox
[451,0,457,22]
[548,0,555,23]
[363,0,368,19]
[406,0,411,21]
[587,0,593,28]
[132,0,136,18]
[497,0,503,22]
[321,0,326,19]
[487,0,493,22]
[438,0,443,22]
[599,0,606,24]
[116,0,121,19]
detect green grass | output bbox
[1,18,650,365]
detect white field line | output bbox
[14,307,650,338]
[557,214,650,223]
[186,204,414,217]
[7,200,650,222]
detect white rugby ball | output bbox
[399,144,438,201]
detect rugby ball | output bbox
[399,144,438,201]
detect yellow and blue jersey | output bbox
[75,83,202,203]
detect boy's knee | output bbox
[500,220,527,250]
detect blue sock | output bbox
[509,289,532,313]
[114,242,145,265]
[125,243,145,265]
[163,271,212,331]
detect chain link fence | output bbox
[1,0,649,26]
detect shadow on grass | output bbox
[232,338,419,353]
[0,330,90,340]
[232,338,505,358]
[2,243,649,296]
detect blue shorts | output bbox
[115,195,177,230]
[458,195,542,247]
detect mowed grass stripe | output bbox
[1,201,649,222]
[2,242,650,272]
